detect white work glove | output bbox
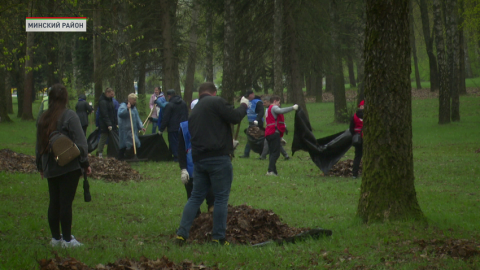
[253,120,258,126]
[233,139,239,149]
[292,104,299,110]
[240,96,249,106]
[180,169,189,185]
[108,126,112,131]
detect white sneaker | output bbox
[62,235,83,248]
[265,171,277,176]
[50,237,63,247]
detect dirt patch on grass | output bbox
[0,149,142,182]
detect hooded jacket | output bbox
[159,95,188,133]
[75,94,93,127]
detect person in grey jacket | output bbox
[36,84,92,248]
[75,94,93,135]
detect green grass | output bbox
[1,92,480,269]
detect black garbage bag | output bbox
[87,129,100,153]
[106,132,173,162]
[292,107,352,174]
[245,126,265,154]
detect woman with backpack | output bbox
[36,84,92,248]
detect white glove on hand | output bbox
[233,139,239,149]
[180,169,189,185]
[108,126,113,131]
[240,96,249,106]
[292,104,299,110]
[253,120,258,126]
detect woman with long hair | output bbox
[35,83,92,248]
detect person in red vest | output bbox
[349,100,364,178]
[264,95,298,176]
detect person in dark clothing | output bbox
[75,94,93,135]
[350,100,364,178]
[239,90,264,158]
[349,100,364,178]
[176,82,249,246]
[36,83,92,248]
[96,88,117,158]
[178,120,215,216]
[159,89,188,162]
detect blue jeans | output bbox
[243,142,251,157]
[151,122,158,134]
[177,155,233,240]
[168,131,179,161]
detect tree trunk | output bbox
[221,0,236,104]
[23,30,34,121]
[93,3,102,111]
[449,0,460,121]
[114,0,134,102]
[71,35,82,97]
[46,0,57,86]
[284,0,308,118]
[205,5,214,82]
[418,0,439,91]
[0,68,12,122]
[325,73,333,93]
[463,35,473,79]
[273,0,283,99]
[433,0,450,124]
[6,74,13,114]
[346,53,356,87]
[305,73,313,96]
[314,69,323,103]
[330,0,347,123]
[458,0,467,94]
[358,0,424,223]
[160,0,176,93]
[184,0,200,107]
[409,0,422,89]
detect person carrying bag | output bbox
[36,84,92,248]
[349,100,364,178]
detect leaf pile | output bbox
[39,252,217,270]
[0,149,142,182]
[328,159,362,177]
[0,148,38,173]
[188,204,308,245]
[88,156,142,182]
[475,148,480,153]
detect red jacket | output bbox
[265,105,286,137]
[353,113,363,137]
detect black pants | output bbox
[185,178,215,216]
[352,143,363,177]
[82,126,88,136]
[266,132,281,174]
[47,169,81,242]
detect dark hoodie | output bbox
[75,94,93,127]
[98,93,117,131]
[159,95,188,133]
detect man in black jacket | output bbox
[96,88,117,158]
[175,82,249,246]
[159,89,188,162]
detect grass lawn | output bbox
[0,92,479,269]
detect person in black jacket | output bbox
[159,89,188,162]
[36,84,92,248]
[175,82,249,246]
[96,88,117,158]
[75,94,93,135]
[349,100,364,178]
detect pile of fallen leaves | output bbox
[475,148,480,153]
[39,252,217,270]
[328,159,362,177]
[88,156,142,182]
[415,238,480,260]
[0,149,142,182]
[188,204,308,245]
[0,149,38,173]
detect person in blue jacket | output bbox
[178,119,215,216]
[239,90,264,158]
[154,89,168,132]
[117,93,146,160]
